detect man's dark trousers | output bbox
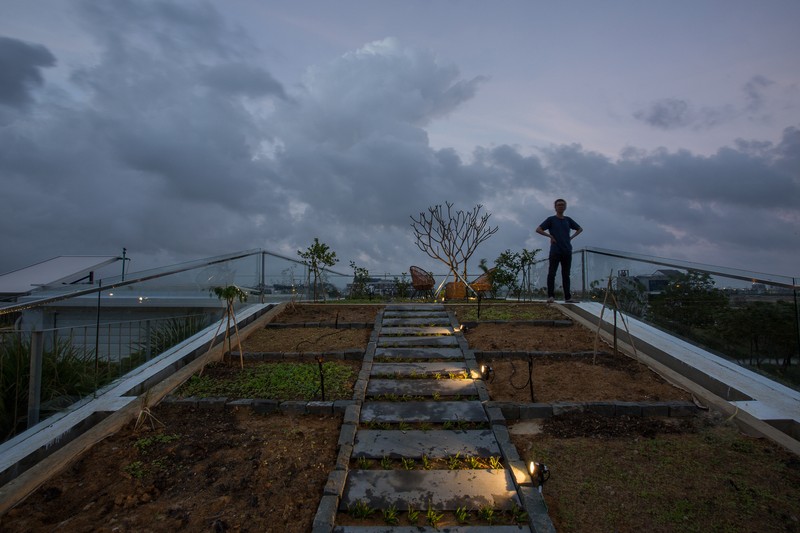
[547,252,572,300]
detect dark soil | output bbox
[2,303,797,533]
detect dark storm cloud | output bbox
[267,37,488,229]
[743,75,773,112]
[634,76,779,131]
[531,128,800,260]
[0,1,797,279]
[200,63,288,99]
[0,36,56,108]
[634,98,692,130]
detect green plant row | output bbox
[371,371,469,380]
[178,361,357,401]
[346,500,528,527]
[353,453,504,471]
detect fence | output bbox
[0,248,351,443]
[527,247,799,388]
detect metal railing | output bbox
[528,247,800,388]
[0,248,351,442]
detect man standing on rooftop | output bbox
[536,199,583,303]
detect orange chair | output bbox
[469,268,495,298]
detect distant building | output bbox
[633,269,683,294]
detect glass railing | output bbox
[3,244,796,443]
[0,248,352,442]
[529,247,800,390]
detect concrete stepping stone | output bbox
[360,401,487,424]
[353,429,501,459]
[380,326,454,336]
[381,317,451,326]
[375,347,464,359]
[367,379,477,398]
[378,336,458,347]
[340,469,521,511]
[371,362,468,377]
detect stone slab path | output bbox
[316,303,555,533]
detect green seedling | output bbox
[465,455,482,469]
[421,454,432,470]
[489,456,503,469]
[380,456,392,469]
[356,456,371,469]
[383,504,399,525]
[478,504,496,525]
[401,457,416,470]
[133,433,180,454]
[124,460,145,479]
[407,505,420,524]
[426,502,444,527]
[455,506,470,524]
[448,452,462,470]
[349,500,376,520]
[398,421,412,432]
[418,422,432,432]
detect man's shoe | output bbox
[547,297,555,303]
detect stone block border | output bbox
[265,322,374,329]
[236,350,365,361]
[163,396,356,416]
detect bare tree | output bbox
[410,202,499,288]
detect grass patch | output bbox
[178,361,357,400]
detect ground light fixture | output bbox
[480,364,494,382]
[529,461,550,493]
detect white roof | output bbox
[0,256,120,295]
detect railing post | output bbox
[27,330,44,428]
[146,320,152,359]
[794,278,800,365]
[581,249,587,299]
[261,252,266,304]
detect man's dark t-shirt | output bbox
[539,215,581,256]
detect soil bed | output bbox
[2,405,341,533]
[2,303,798,533]
[464,321,691,402]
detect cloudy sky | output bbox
[1,0,799,281]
